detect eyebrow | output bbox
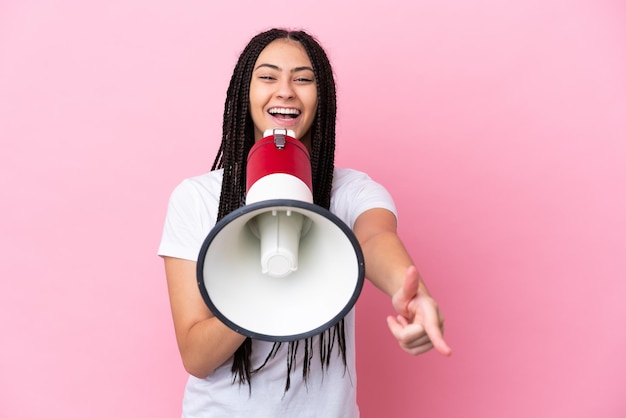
[254,63,314,73]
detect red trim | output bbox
[246,135,312,193]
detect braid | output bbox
[211,28,345,392]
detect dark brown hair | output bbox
[210,28,343,391]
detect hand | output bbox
[387,266,452,356]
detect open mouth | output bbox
[268,107,300,119]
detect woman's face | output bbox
[249,39,318,149]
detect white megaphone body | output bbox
[197,129,365,342]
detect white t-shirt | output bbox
[158,167,397,418]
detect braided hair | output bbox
[210,29,342,391]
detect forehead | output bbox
[254,39,312,68]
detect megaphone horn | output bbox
[197,129,365,342]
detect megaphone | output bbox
[197,129,365,342]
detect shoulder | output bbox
[332,167,375,191]
[178,169,223,193]
[331,167,397,229]
[169,169,223,204]
[164,169,224,227]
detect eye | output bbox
[294,76,314,83]
[259,75,276,81]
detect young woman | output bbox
[159,28,451,417]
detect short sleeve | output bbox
[158,173,221,261]
[330,168,397,229]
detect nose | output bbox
[275,78,295,100]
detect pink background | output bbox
[1,1,625,417]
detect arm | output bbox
[353,208,452,356]
[164,256,247,378]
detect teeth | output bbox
[268,107,300,115]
